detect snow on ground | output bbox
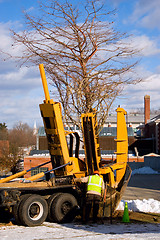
[132,167,159,175]
[0,221,160,240]
[117,199,160,213]
[118,166,160,213]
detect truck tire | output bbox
[12,194,32,225]
[18,194,48,227]
[47,193,62,222]
[51,193,78,223]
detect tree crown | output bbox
[11,0,140,130]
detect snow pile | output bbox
[117,198,160,213]
[132,166,159,175]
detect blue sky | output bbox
[0,0,160,128]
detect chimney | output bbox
[144,95,150,124]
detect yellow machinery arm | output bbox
[115,107,128,183]
[100,107,128,187]
[0,160,51,183]
[81,106,128,188]
[39,64,86,178]
[81,111,101,175]
[39,64,51,103]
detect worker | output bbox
[75,170,105,223]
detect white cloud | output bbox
[130,0,160,30]
[25,7,34,13]
[0,20,24,59]
[0,64,44,128]
[0,22,45,128]
[108,0,126,7]
[123,35,160,57]
[156,65,160,73]
[121,72,160,110]
[0,22,12,49]
[0,66,39,90]
[0,94,43,129]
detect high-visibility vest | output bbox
[87,175,103,194]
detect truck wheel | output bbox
[51,193,78,223]
[47,193,62,222]
[12,194,32,225]
[18,194,48,227]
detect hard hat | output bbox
[94,170,100,175]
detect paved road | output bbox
[123,174,160,201]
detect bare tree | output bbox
[0,123,10,173]
[9,122,36,154]
[11,0,140,130]
[0,122,36,173]
[0,123,8,140]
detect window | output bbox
[31,167,48,176]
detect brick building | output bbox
[129,95,160,155]
[24,155,52,178]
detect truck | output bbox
[0,64,131,226]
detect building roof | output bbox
[38,126,134,137]
[106,113,157,124]
[99,127,134,137]
[149,114,160,124]
[137,114,160,129]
